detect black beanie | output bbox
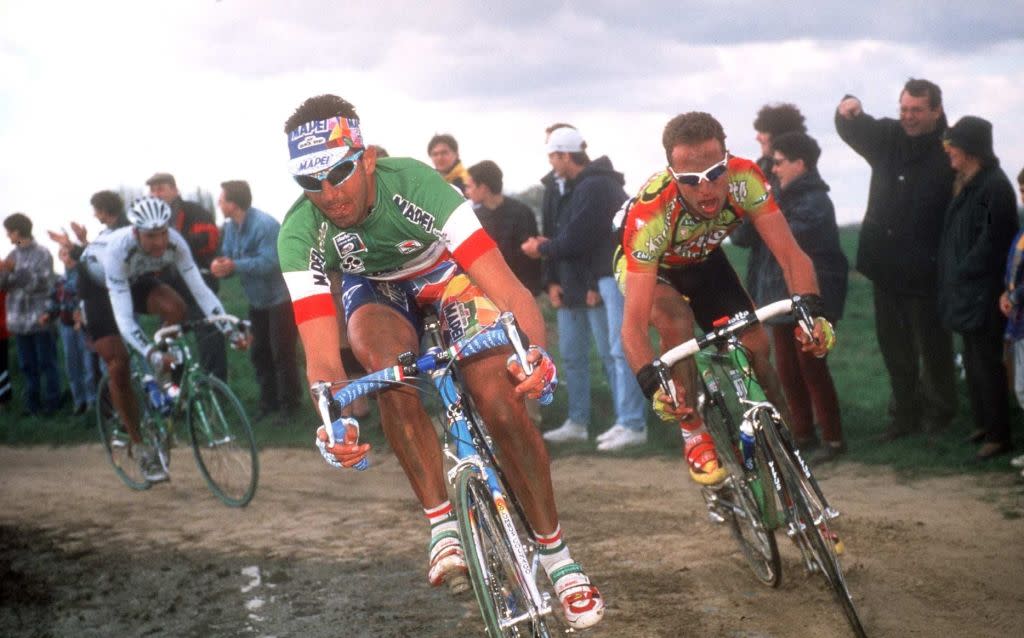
[944,116,995,162]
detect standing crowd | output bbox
[3,77,1024,631]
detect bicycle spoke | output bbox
[758,411,866,637]
[188,376,259,507]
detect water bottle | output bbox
[163,381,180,405]
[739,421,756,471]
[142,375,170,416]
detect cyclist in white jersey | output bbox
[79,196,238,482]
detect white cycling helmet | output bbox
[129,196,173,230]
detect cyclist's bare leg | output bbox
[461,352,558,533]
[144,284,187,325]
[739,324,796,426]
[94,335,141,442]
[346,303,448,509]
[649,284,699,402]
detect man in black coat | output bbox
[938,116,1019,460]
[835,78,957,440]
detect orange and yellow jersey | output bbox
[620,156,780,272]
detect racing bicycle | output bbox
[657,296,867,637]
[96,315,260,507]
[316,311,561,637]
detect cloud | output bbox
[1,2,1022,258]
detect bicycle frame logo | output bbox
[494,494,533,581]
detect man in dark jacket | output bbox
[522,126,647,449]
[937,116,1019,460]
[835,78,957,440]
[147,172,228,380]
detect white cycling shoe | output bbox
[428,533,469,594]
[549,559,605,630]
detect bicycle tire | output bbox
[455,467,553,638]
[757,410,867,638]
[187,375,259,507]
[702,397,781,587]
[96,372,150,490]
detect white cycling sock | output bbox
[534,525,574,577]
[425,501,459,547]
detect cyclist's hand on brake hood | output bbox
[316,418,370,469]
[653,379,695,422]
[506,345,558,405]
[795,316,836,358]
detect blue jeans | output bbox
[15,330,61,413]
[59,324,96,408]
[556,304,613,427]
[597,276,647,431]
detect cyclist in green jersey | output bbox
[277,95,603,630]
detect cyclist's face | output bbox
[669,138,729,219]
[137,227,170,257]
[304,147,378,228]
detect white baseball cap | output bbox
[546,127,586,153]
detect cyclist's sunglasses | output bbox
[293,150,365,192]
[669,153,730,187]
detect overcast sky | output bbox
[2,1,1023,259]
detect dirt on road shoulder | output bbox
[1,445,1023,637]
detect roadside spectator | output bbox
[465,160,543,295]
[427,134,469,193]
[147,172,227,380]
[835,78,957,441]
[212,180,301,420]
[761,132,848,461]
[753,103,808,180]
[1,213,61,416]
[732,103,809,306]
[522,126,648,450]
[938,117,1019,460]
[0,290,10,410]
[44,247,96,415]
[1005,167,1024,476]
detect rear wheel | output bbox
[456,468,553,637]
[758,411,866,637]
[187,375,259,507]
[96,372,162,490]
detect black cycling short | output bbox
[653,248,755,332]
[79,271,167,342]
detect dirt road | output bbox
[1,445,1023,637]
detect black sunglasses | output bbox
[293,150,365,192]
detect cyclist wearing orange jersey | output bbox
[616,111,835,484]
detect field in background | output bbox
[2,227,1020,478]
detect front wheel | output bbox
[187,375,259,507]
[724,474,782,587]
[455,468,554,637]
[702,397,781,587]
[758,411,867,638]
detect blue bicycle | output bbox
[314,311,560,637]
